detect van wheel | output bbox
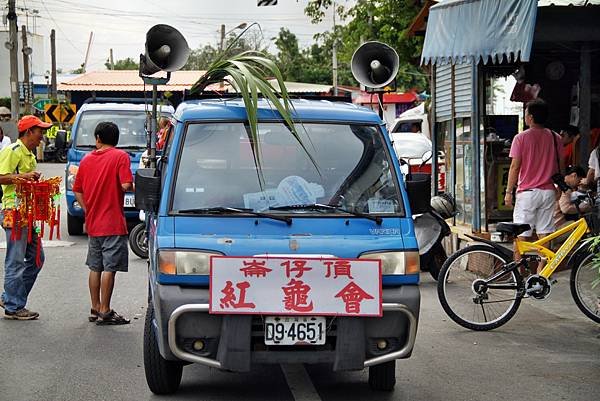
[368,360,396,391]
[144,303,183,395]
[129,223,148,259]
[67,213,84,236]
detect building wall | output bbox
[0,30,45,98]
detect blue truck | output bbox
[135,98,430,394]
[65,100,173,235]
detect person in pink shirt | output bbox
[505,99,564,270]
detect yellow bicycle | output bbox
[437,193,600,330]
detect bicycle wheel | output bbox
[570,253,600,324]
[437,244,523,331]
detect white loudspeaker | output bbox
[351,41,399,89]
[140,24,190,75]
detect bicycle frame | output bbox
[515,218,590,280]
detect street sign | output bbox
[33,99,51,112]
[44,103,76,124]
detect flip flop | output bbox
[96,310,130,326]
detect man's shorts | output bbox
[513,188,557,237]
[86,235,129,273]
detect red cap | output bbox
[17,115,52,132]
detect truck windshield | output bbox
[172,122,403,215]
[74,111,153,149]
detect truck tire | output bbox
[144,302,183,395]
[67,213,84,236]
[368,360,396,391]
[129,223,148,259]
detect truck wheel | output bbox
[144,302,183,395]
[129,223,148,259]
[368,360,396,391]
[67,213,84,236]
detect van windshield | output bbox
[74,111,156,149]
[172,122,403,216]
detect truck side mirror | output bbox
[405,173,431,214]
[135,168,161,213]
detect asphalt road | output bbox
[0,162,598,401]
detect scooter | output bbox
[413,197,454,280]
[398,151,455,280]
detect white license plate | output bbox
[264,316,326,345]
[124,195,135,208]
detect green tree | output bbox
[183,44,219,70]
[305,0,427,91]
[274,28,304,81]
[184,29,269,71]
[105,57,139,70]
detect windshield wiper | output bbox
[75,145,96,149]
[176,206,292,225]
[269,203,382,225]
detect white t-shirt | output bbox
[588,148,600,178]
[0,136,11,150]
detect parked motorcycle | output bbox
[43,129,68,163]
[398,150,456,280]
[414,193,456,280]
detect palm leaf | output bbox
[190,46,320,186]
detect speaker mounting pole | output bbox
[138,24,191,170]
[140,74,170,169]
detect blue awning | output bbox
[421,0,538,65]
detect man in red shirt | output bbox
[73,122,133,325]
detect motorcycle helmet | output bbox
[430,193,456,219]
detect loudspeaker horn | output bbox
[140,24,190,75]
[351,41,399,89]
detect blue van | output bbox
[136,98,429,394]
[65,100,173,235]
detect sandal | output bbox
[89,309,100,322]
[96,310,130,326]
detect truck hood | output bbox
[164,216,418,257]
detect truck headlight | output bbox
[359,251,420,275]
[158,250,223,275]
[66,164,78,190]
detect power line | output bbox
[40,0,85,55]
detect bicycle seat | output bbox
[496,222,531,236]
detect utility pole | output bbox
[82,31,94,73]
[8,0,20,120]
[220,24,226,52]
[109,48,114,70]
[51,29,57,99]
[332,2,338,96]
[21,25,31,114]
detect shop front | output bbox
[420,0,600,237]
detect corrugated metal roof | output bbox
[263,80,333,94]
[58,71,336,94]
[538,0,600,6]
[57,70,212,92]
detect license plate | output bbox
[124,194,135,208]
[264,316,326,345]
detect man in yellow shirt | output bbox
[0,115,48,320]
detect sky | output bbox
[7,0,346,73]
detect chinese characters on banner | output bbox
[209,257,382,316]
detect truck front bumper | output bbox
[152,284,419,372]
